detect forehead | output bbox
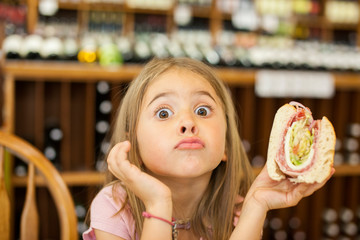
[145,68,216,95]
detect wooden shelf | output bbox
[58,2,81,10]
[11,165,360,187]
[3,61,141,82]
[12,171,106,187]
[191,5,212,18]
[2,61,256,85]
[3,61,360,89]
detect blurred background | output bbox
[0,0,360,239]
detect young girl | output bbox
[83,57,333,240]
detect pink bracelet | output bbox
[142,211,174,226]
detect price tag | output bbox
[255,70,335,99]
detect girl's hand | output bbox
[231,165,334,240]
[245,165,335,211]
[107,141,172,212]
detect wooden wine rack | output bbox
[2,60,360,239]
[2,0,360,239]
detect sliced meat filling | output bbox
[275,107,320,177]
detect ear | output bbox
[221,152,227,162]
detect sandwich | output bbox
[267,101,336,183]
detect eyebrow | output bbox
[146,90,217,108]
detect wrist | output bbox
[244,188,271,213]
[239,194,269,225]
[242,197,269,216]
[145,199,173,221]
[231,195,268,239]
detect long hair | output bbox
[106,57,254,239]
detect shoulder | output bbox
[91,184,128,212]
[89,184,136,239]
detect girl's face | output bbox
[136,68,227,181]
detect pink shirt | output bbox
[83,185,243,240]
[82,184,137,240]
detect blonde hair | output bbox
[106,57,254,240]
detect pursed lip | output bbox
[175,137,205,150]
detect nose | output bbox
[178,113,198,135]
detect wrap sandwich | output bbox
[267,101,336,183]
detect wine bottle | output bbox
[77,221,88,236]
[335,138,342,151]
[133,38,152,62]
[289,216,302,230]
[96,81,110,95]
[346,153,360,166]
[323,222,340,237]
[75,203,86,219]
[166,39,185,58]
[149,34,170,59]
[44,126,63,169]
[323,208,338,223]
[269,217,283,231]
[40,36,64,60]
[233,47,252,68]
[116,36,134,62]
[49,127,63,142]
[273,230,287,240]
[95,120,110,135]
[339,208,354,223]
[341,222,358,237]
[2,34,23,59]
[292,230,306,240]
[333,153,344,166]
[78,36,97,63]
[344,138,359,152]
[347,123,360,138]
[251,155,265,167]
[44,145,59,166]
[215,45,237,67]
[20,34,43,60]
[241,139,251,153]
[183,43,203,61]
[63,37,79,61]
[14,161,27,177]
[98,41,123,66]
[199,44,221,66]
[98,100,112,115]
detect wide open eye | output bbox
[195,106,211,117]
[156,108,173,119]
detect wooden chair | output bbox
[0,131,78,240]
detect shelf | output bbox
[58,1,81,10]
[191,5,212,18]
[58,1,172,13]
[293,15,325,28]
[81,2,126,11]
[2,60,255,85]
[328,22,358,31]
[3,61,142,82]
[12,171,106,187]
[3,61,360,89]
[11,165,360,187]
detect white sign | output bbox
[255,70,335,99]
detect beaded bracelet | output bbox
[142,211,174,226]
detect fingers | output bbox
[107,141,139,183]
[108,141,131,163]
[290,168,335,206]
[235,195,244,204]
